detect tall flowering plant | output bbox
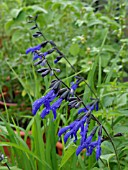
[26,15,122,169]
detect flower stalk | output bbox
[26,15,121,168]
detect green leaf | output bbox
[0,166,22,170]
[100,154,115,162]
[114,126,128,134]
[10,8,22,18]
[103,96,115,107]
[52,2,62,10]
[67,57,77,65]
[87,19,103,27]
[92,168,109,170]
[5,19,14,31]
[122,146,128,151]
[0,141,51,169]
[59,145,77,169]
[12,30,23,43]
[116,93,127,107]
[101,54,111,67]
[26,5,48,14]
[69,43,80,56]
[91,168,100,170]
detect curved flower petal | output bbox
[33,53,42,61]
[58,126,69,137]
[32,96,45,115]
[64,130,73,143]
[26,44,42,54]
[80,123,89,145]
[86,141,98,156]
[51,108,57,120]
[96,136,102,160]
[40,108,50,119]
[76,145,85,156]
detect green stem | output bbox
[5,163,11,170]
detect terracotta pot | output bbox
[56,142,63,156]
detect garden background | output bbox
[0,0,128,170]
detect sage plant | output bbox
[26,15,122,166]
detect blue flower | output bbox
[40,108,50,119]
[95,101,99,111]
[64,130,77,143]
[96,136,101,160]
[32,51,51,61]
[32,97,45,115]
[33,52,42,61]
[51,98,63,119]
[76,126,98,156]
[73,115,87,133]
[40,98,63,119]
[26,44,42,54]
[58,121,78,137]
[54,56,62,63]
[80,123,89,145]
[96,126,102,160]
[75,125,102,160]
[32,90,57,115]
[86,141,98,156]
[78,105,94,114]
[58,114,89,143]
[71,83,78,91]
[40,81,79,119]
[78,101,99,114]
[70,82,79,96]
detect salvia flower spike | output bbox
[26,15,122,164]
[32,89,57,115]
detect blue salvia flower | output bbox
[58,104,92,143]
[78,105,94,114]
[76,126,102,160]
[58,114,90,143]
[80,123,89,145]
[33,52,42,61]
[59,119,81,143]
[95,101,99,111]
[78,101,99,114]
[54,56,63,64]
[26,44,42,54]
[71,82,78,91]
[26,41,48,54]
[86,141,98,156]
[32,52,48,61]
[70,82,78,96]
[86,127,102,159]
[32,89,57,115]
[40,107,51,119]
[64,129,77,143]
[41,89,69,119]
[40,98,63,119]
[58,120,79,137]
[96,136,101,160]
[50,98,63,119]
[76,126,98,156]
[40,91,66,119]
[40,81,79,119]
[96,126,102,160]
[33,50,54,61]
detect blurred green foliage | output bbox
[0,0,128,169]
